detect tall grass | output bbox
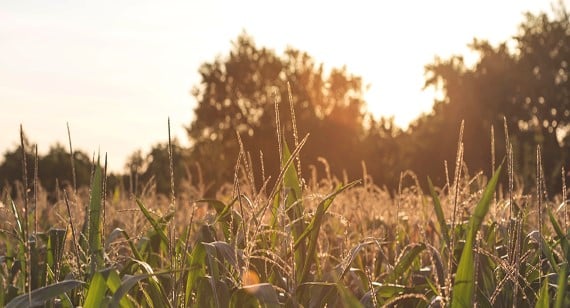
[1,102,570,307]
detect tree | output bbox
[38,143,91,192]
[188,33,373,190]
[0,133,36,196]
[0,138,91,199]
[415,5,570,193]
[513,9,570,190]
[124,141,190,196]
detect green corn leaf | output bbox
[9,199,24,244]
[0,270,5,307]
[387,243,426,282]
[529,230,560,273]
[104,269,132,308]
[452,164,502,308]
[335,240,377,280]
[84,272,107,307]
[194,276,229,307]
[549,209,570,262]
[111,269,171,308]
[428,177,450,246]
[554,262,568,308]
[88,158,104,271]
[282,141,304,239]
[337,283,363,308]
[5,280,84,308]
[360,282,409,306]
[268,136,307,246]
[196,198,240,241]
[294,180,360,249]
[280,141,306,285]
[135,199,169,245]
[110,274,153,306]
[535,278,550,308]
[185,242,206,306]
[46,228,67,281]
[297,180,360,283]
[108,228,144,261]
[130,259,170,307]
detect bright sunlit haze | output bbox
[0,0,564,172]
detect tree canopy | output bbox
[2,6,570,199]
[187,33,397,190]
[186,7,570,195]
[417,7,570,192]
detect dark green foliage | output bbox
[187,32,385,192]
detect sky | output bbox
[0,0,565,172]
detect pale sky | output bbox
[0,0,564,172]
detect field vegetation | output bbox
[1,104,569,307]
[2,4,570,307]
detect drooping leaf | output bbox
[5,280,84,308]
[110,270,171,308]
[107,228,144,261]
[387,243,427,282]
[335,240,377,280]
[202,241,244,271]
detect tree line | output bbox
[1,7,569,198]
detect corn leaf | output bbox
[554,262,568,308]
[535,278,550,308]
[84,272,106,307]
[452,164,502,308]
[387,243,426,283]
[549,209,570,262]
[428,177,450,246]
[6,280,84,308]
[88,158,104,270]
[185,242,206,306]
[135,199,169,244]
